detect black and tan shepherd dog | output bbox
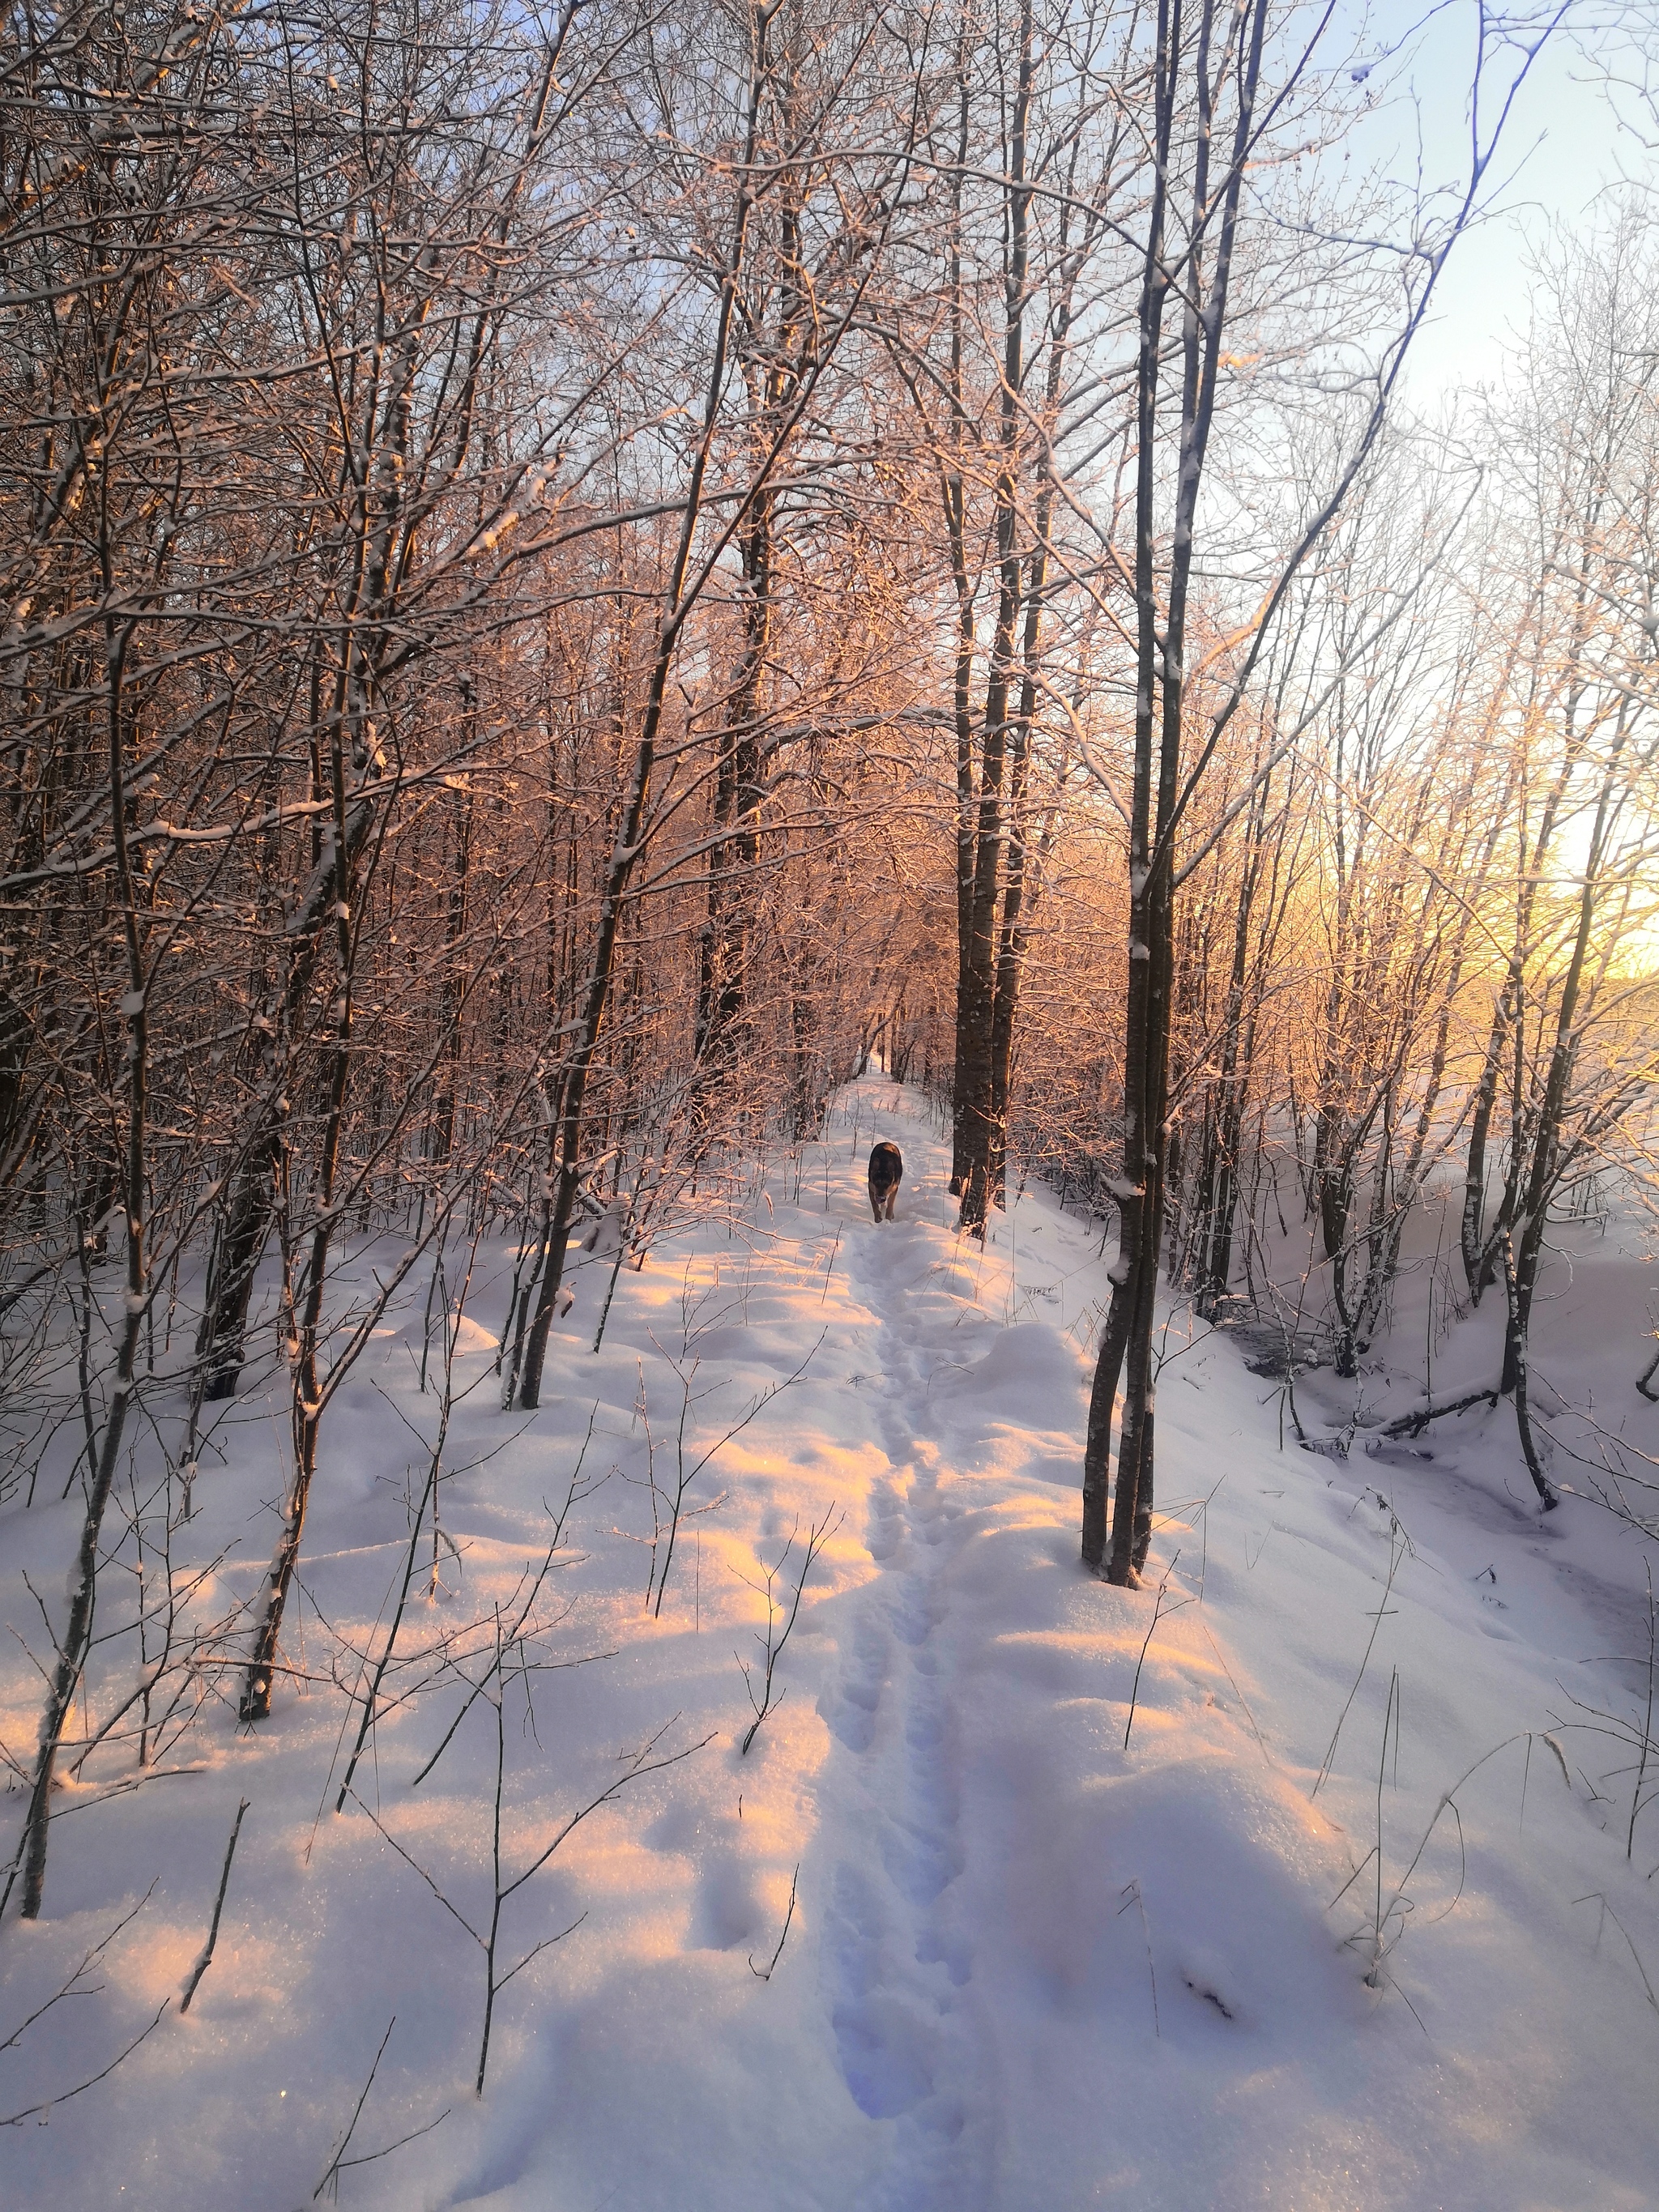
[868,1140,903,1222]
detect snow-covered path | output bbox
[820,1203,999,2206]
[5,1080,1659,2210]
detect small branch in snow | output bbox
[353,1713,711,2096]
[739,1506,840,1755]
[748,1865,800,1981]
[1123,1550,1191,1750]
[1311,1532,1405,1801]
[1381,1387,1499,1441]
[311,2015,450,2200]
[0,1883,156,2058]
[1117,1879,1158,2037]
[1631,1567,1657,1864]
[0,1998,170,2129]
[179,1797,249,2014]
[313,2017,397,2199]
[648,1332,824,1620]
[1573,1892,1659,2015]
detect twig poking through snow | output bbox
[1311,1530,1405,1800]
[0,2001,171,2129]
[1542,1733,1572,1790]
[179,1797,249,2014]
[1199,1620,1272,1765]
[740,1506,840,1754]
[748,1865,800,1980]
[1118,1879,1159,2037]
[1,1886,169,2127]
[313,2016,397,2199]
[1573,1892,1659,2015]
[648,1333,825,1619]
[1629,1565,1655,1862]
[311,2015,450,2199]
[1124,1551,1190,1750]
[0,1883,156,2066]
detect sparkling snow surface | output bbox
[4,1080,1659,2210]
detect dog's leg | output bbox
[869,1191,883,1223]
[885,1188,898,1221]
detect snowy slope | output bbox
[3,1080,1659,2210]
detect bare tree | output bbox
[1081,2,1563,1583]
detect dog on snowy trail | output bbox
[868,1141,903,1222]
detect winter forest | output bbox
[4,0,1659,2202]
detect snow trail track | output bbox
[821,1208,993,2207]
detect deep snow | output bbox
[3,1079,1659,2210]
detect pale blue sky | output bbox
[1337,3,1648,399]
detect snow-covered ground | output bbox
[5,1080,1659,2210]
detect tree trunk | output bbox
[1086,0,1269,1584]
[15,617,147,1918]
[241,639,365,1720]
[957,0,1032,1238]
